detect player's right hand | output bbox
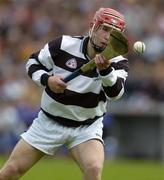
[94,54,111,71]
[48,75,67,93]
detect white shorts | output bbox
[21,111,104,155]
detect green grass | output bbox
[0,156,164,180]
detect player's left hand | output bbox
[94,54,111,71]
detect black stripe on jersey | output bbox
[41,73,51,86]
[48,36,62,57]
[30,51,52,71]
[28,64,51,78]
[47,36,94,76]
[52,50,87,72]
[49,47,99,78]
[45,87,106,108]
[29,51,39,62]
[41,108,105,127]
[103,77,124,97]
[82,67,99,78]
[81,36,89,58]
[99,66,113,76]
[111,59,129,72]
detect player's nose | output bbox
[104,32,110,41]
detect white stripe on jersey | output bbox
[32,70,51,86]
[107,83,124,100]
[114,69,128,81]
[38,44,54,69]
[41,90,107,121]
[26,58,40,72]
[61,36,86,59]
[100,68,127,87]
[67,75,102,94]
[100,67,117,87]
[52,64,102,94]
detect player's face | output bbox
[91,25,112,50]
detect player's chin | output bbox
[100,46,106,51]
[97,46,105,53]
[94,43,106,53]
[101,43,107,50]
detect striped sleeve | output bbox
[99,56,129,100]
[26,37,62,86]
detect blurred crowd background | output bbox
[0,0,164,158]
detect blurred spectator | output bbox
[0,101,26,154]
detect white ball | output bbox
[133,41,146,54]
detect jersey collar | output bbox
[81,36,90,60]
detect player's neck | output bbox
[87,41,97,60]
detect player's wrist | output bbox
[41,73,51,86]
[99,66,113,76]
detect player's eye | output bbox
[101,26,112,33]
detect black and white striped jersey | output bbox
[26,35,129,123]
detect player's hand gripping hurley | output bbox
[64,30,129,82]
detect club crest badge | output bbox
[66,58,77,69]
